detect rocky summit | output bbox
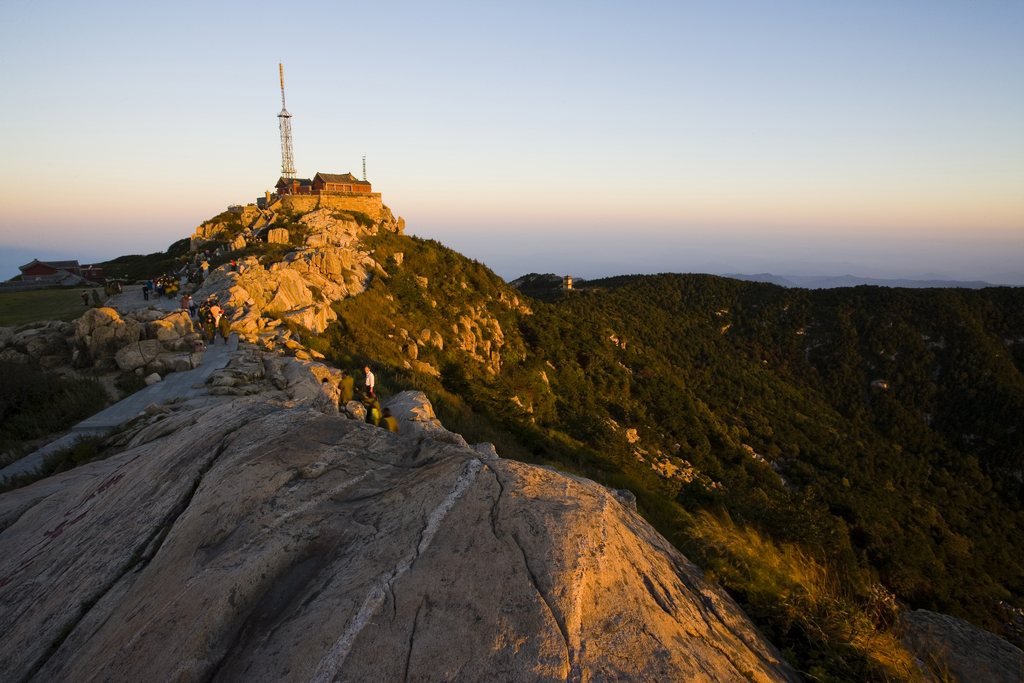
[0,397,800,683]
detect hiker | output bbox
[142,283,149,301]
[210,301,223,327]
[180,293,190,311]
[218,308,232,345]
[363,394,381,426]
[381,407,399,434]
[81,292,89,306]
[201,306,215,341]
[188,296,198,319]
[339,370,354,404]
[364,366,375,398]
[91,289,101,305]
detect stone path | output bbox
[0,331,240,481]
[103,282,187,313]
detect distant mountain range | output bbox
[721,273,1021,289]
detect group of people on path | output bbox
[319,366,397,433]
[194,297,232,345]
[142,275,179,301]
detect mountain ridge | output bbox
[3,201,1024,681]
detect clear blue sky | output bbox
[1,1,1022,282]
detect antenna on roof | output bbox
[278,63,297,179]
[362,155,367,181]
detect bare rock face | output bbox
[0,400,800,683]
[899,610,1024,683]
[266,227,289,244]
[385,390,469,447]
[191,210,381,335]
[114,339,165,372]
[74,307,142,361]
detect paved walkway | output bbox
[0,332,241,481]
[104,283,186,313]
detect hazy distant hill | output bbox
[721,273,1013,289]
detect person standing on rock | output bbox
[381,407,399,434]
[340,371,354,404]
[364,366,375,398]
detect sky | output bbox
[1,0,1022,283]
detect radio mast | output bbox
[278,63,297,179]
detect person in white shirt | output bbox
[364,366,375,398]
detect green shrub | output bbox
[115,372,148,397]
[0,361,110,455]
[0,433,110,494]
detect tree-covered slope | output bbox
[241,224,1023,680]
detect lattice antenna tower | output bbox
[362,155,367,181]
[278,63,297,179]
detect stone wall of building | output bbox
[276,193,383,221]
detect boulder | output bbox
[899,610,1024,683]
[282,304,336,334]
[75,308,142,361]
[74,307,119,341]
[408,360,440,377]
[146,319,181,342]
[115,340,165,372]
[264,271,314,315]
[344,400,366,421]
[16,329,69,360]
[0,348,30,365]
[144,403,171,416]
[267,227,289,244]
[385,390,468,446]
[144,372,162,385]
[0,401,801,683]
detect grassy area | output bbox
[687,511,922,682]
[0,287,104,326]
[0,360,110,456]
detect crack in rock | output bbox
[309,458,483,683]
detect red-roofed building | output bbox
[17,259,103,285]
[276,177,314,195]
[19,259,81,279]
[312,172,372,194]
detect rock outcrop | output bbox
[385,390,469,446]
[190,209,391,335]
[899,609,1024,683]
[0,320,76,370]
[1,306,203,383]
[0,399,801,683]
